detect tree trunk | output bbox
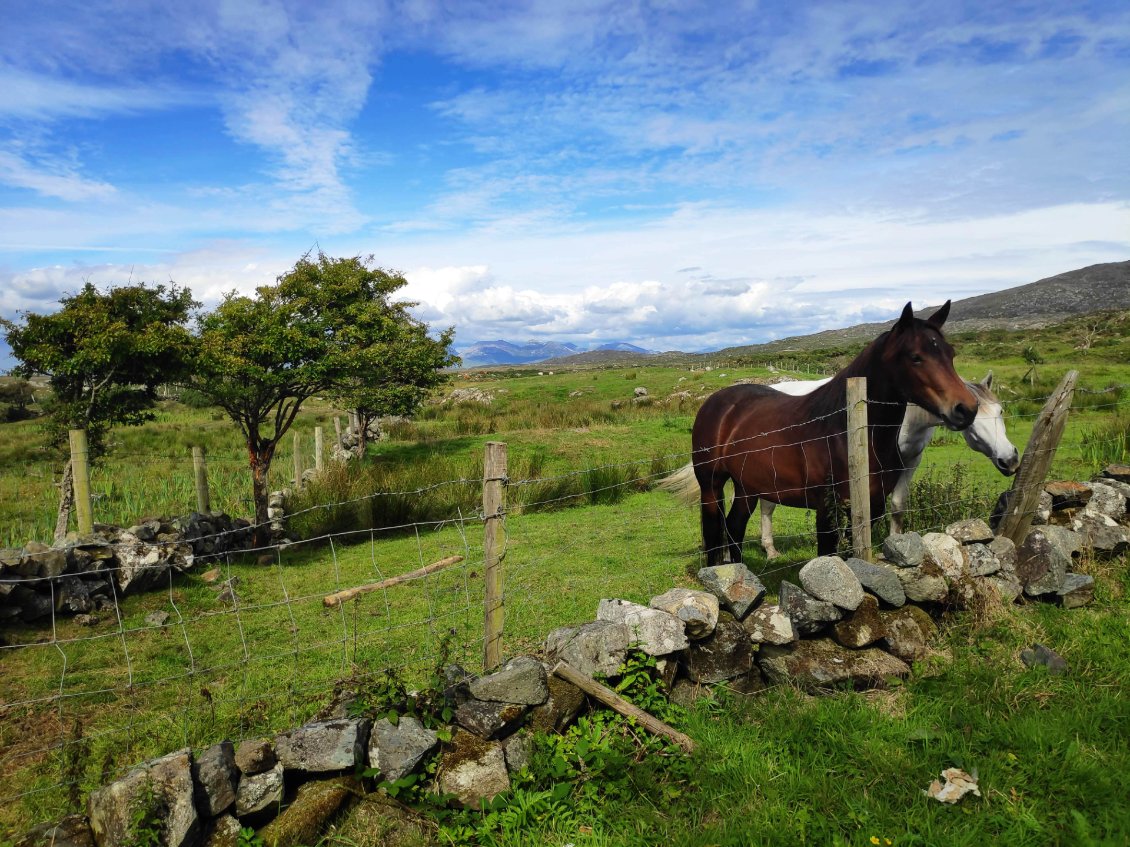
[250,452,272,548]
[54,460,75,543]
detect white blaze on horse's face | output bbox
[961,378,1021,475]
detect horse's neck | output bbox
[898,404,938,462]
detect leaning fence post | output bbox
[846,377,872,561]
[192,446,211,513]
[68,429,94,535]
[314,426,325,474]
[483,441,507,671]
[997,370,1078,545]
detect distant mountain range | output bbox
[457,339,652,367]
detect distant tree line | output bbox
[1,252,458,545]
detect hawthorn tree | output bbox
[1,283,198,539]
[193,253,457,544]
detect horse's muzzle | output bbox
[945,402,977,431]
[995,448,1021,476]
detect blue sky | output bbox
[1,0,1128,367]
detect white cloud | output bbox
[0,150,117,201]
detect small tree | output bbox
[0,377,37,421]
[1,283,198,539]
[193,253,457,544]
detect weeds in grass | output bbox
[1080,414,1130,468]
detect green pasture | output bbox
[1,314,1129,840]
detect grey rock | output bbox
[1084,482,1127,521]
[234,739,276,775]
[741,603,796,645]
[682,613,752,683]
[113,535,169,595]
[1043,524,1083,559]
[545,620,630,678]
[945,518,994,544]
[88,749,199,847]
[1020,643,1069,675]
[894,564,949,603]
[193,741,237,817]
[1073,513,1130,555]
[145,610,171,627]
[15,587,54,622]
[758,638,910,692]
[922,532,965,579]
[469,656,548,705]
[1044,480,1092,509]
[844,558,905,607]
[799,556,864,610]
[75,613,100,627]
[880,605,938,663]
[275,718,370,772]
[455,699,527,740]
[501,731,534,774]
[649,588,719,639]
[596,599,688,656]
[1057,573,1095,609]
[436,731,510,808]
[988,535,1017,574]
[368,716,439,783]
[778,580,842,635]
[1100,463,1130,484]
[696,563,766,619]
[963,543,1000,577]
[882,532,925,567]
[202,814,241,847]
[1016,528,1071,596]
[55,577,96,614]
[832,595,886,649]
[235,762,284,817]
[24,544,68,578]
[985,569,1024,604]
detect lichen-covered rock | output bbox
[275,719,369,773]
[501,731,534,774]
[741,603,796,645]
[1020,643,1069,675]
[528,675,586,734]
[1016,528,1071,596]
[455,699,527,739]
[799,556,864,611]
[894,563,949,603]
[202,815,241,847]
[962,543,1000,577]
[832,595,886,649]
[596,599,688,656]
[469,656,548,705]
[649,588,719,639]
[88,749,199,847]
[844,558,905,607]
[988,535,1017,573]
[777,580,842,635]
[258,776,360,847]
[235,762,284,817]
[944,519,994,544]
[234,739,276,775]
[1044,481,1091,509]
[1072,513,1130,555]
[682,613,752,683]
[922,532,964,579]
[1084,481,1127,521]
[14,815,93,847]
[882,533,925,567]
[757,638,909,691]
[368,716,439,782]
[1057,573,1095,609]
[879,605,938,663]
[436,731,510,808]
[545,620,630,678]
[696,563,766,619]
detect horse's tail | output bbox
[656,461,700,504]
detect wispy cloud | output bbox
[0,149,117,201]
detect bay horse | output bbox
[688,301,978,563]
[756,372,1019,556]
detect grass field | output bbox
[1,314,1129,841]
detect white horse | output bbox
[756,372,1018,557]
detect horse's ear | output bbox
[927,300,951,328]
[981,370,994,390]
[894,302,915,332]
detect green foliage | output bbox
[1,282,197,457]
[0,378,37,422]
[124,779,165,847]
[1081,414,1130,468]
[237,827,263,847]
[900,461,1000,533]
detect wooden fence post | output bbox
[846,377,872,561]
[314,426,325,474]
[68,429,94,535]
[997,370,1078,545]
[192,446,211,513]
[293,431,303,487]
[333,416,343,454]
[483,441,507,671]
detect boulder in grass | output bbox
[696,563,767,619]
[1057,573,1095,609]
[778,580,843,635]
[192,741,238,817]
[799,556,864,611]
[649,588,719,639]
[257,777,360,847]
[468,656,548,705]
[234,739,276,775]
[1020,643,1069,675]
[455,699,527,740]
[1073,514,1130,555]
[528,675,586,734]
[596,599,688,656]
[235,762,284,817]
[14,815,94,847]
[988,535,1017,574]
[545,620,630,679]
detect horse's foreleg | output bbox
[759,500,780,559]
[889,455,921,535]
[699,478,728,567]
[724,486,757,564]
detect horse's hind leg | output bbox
[698,474,729,567]
[724,485,757,564]
[759,500,780,559]
[814,502,841,557]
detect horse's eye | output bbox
[911,354,923,364]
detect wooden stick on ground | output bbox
[551,660,697,753]
[323,555,464,607]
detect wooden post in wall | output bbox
[68,429,94,535]
[846,377,872,561]
[192,446,211,513]
[483,441,507,671]
[314,426,325,474]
